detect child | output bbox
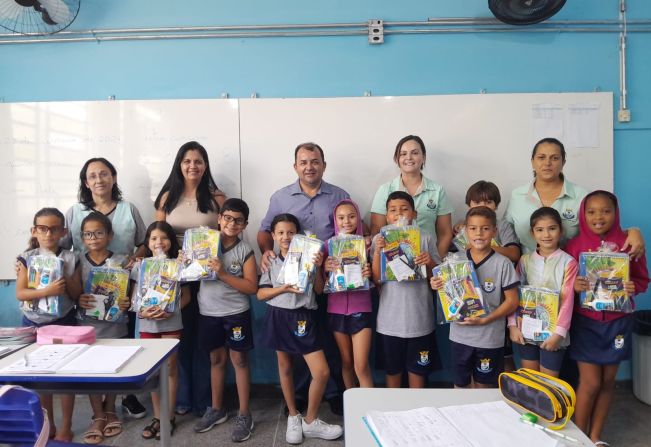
[15,207,80,442]
[371,191,439,389]
[507,207,577,377]
[324,199,373,389]
[74,212,130,444]
[193,199,258,442]
[566,191,649,444]
[134,221,191,440]
[257,214,342,445]
[431,206,519,388]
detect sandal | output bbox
[83,416,106,445]
[155,417,176,440]
[142,417,160,440]
[594,442,610,446]
[103,411,123,437]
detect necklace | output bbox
[184,197,196,206]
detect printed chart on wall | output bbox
[0,99,240,279]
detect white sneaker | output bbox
[286,413,303,444]
[301,418,343,440]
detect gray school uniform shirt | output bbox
[130,261,183,333]
[495,219,519,248]
[198,239,254,317]
[449,250,520,349]
[78,252,128,339]
[371,232,437,338]
[258,254,317,310]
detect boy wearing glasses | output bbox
[193,198,259,442]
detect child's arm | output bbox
[371,235,385,284]
[435,214,453,259]
[257,284,299,301]
[493,245,521,263]
[312,251,325,294]
[207,255,258,295]
[65,265,82,302]
[462,286,519,326]
[15,262,66,301]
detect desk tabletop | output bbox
[343,388,594,446]
[0,339,178,385]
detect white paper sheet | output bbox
[522,315,544,341]
[57,345,142,374]
[1,344,88,374]
[532,104,564,143]
[388,257,415,281]
[567,104,600,148]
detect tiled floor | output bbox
[49,383,651,446]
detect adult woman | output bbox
[504,137,645,257]
[370,135,454,260]
[154,141,226,417]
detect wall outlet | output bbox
[618,109,631,122]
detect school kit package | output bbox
[579,250,631,312]
[23,255,64,317]
[133,257,181,314]
[180,226,220,281]
[517,286,560,344]
[452,227,499,251]
[499,368,576,430]
[433,254,487,323]
[278,234,324,294]
[324,234,369,293]
[380,223,426,282]
[82,262,130,323]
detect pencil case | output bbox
[36,325,96,345]
[498,368,575,430]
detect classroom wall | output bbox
[2,0,650,382]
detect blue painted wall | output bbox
[2,0,651,382]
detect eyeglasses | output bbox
[34,225,64,235]
[86,171,112,182]
[221,214,247,226]
[82,230,107,240]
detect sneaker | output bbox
[302,418,343,440]
[122,394,146,419]
[194,407,228,433]
[286,413,303,444]
[231,413,254,442]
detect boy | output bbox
[193,198,258,442]
[432,206,519,388]
[371,191,439,388]
[453,180,521,263]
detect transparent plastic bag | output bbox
[517,286,560,344]
[23,254,64,317]
[579,242,631,312]
[180,226,220,281]
[82,259,130,323]
[380,222,426,282]
[324,234,369,293]
[133,256,181,314]
[433,253,487,323]
[277,234,324,294]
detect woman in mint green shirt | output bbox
[370,135,454,260]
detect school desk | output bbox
[343,387,595,446]
[0,338,178,447]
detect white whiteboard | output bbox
[239,93,613,253]
[0,99,240,278]
[0,93,612,278]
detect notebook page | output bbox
[57,345,142,374]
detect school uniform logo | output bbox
[482,278,495,293]
[351,312,362,318]
[230,326,245,342]
[426,199,437,210]
[477,358,493,373]
[228,261,242,275]
[294,320,307,337]
[614,334,625,350]
[562,208,575,220]
[417,351,431,366]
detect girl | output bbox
[507,207,578,377]
[566,191,649,445]
[74,212,130,444]
[15,208,80,442]
[133,221,190,440]
[324,200,373,388]
[257,214,342,444]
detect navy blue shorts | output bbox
[504,328,513,357]
[198,310,254,353]
[328,312,372,335]
[22,310,77,328]
[518,343,566,372]
[570,313,633,365]
[377,331,440,376]
[261,306,323,355]
[451,341,504,387]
